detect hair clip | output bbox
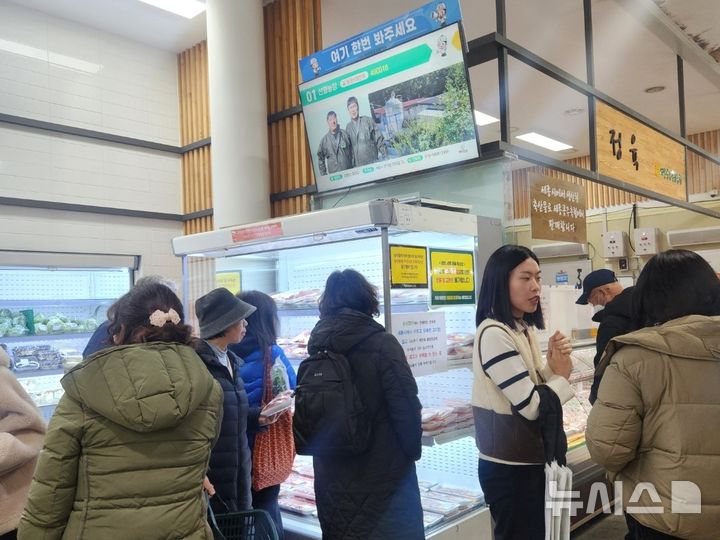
[149,309,181,327]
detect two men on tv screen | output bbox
[317,96,386,176]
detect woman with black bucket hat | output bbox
[194,288,275,514]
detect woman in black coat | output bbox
[307,269,424,540]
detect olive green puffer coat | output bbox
[18,342,224,540]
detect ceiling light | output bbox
[474,110,499,126]
[644,86,665,93]
[516,132,573,152]
[0,38,102,73]
[138,0,206,18]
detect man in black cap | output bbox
[194,288,261,513]
[576,269,634,404]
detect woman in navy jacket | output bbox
[230,290,296,539]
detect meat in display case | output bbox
[172,200,605,537]
[0,266,131,421]
[173,200,501,538]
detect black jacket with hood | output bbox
[589,286,634,404]
[307,308,424,540]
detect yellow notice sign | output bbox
[429,249,475,305]
[216,272,241,295]
[390,245,428,289]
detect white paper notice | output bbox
[392,311,447,376]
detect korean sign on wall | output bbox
[390,245,428,288]
[298,0,462,82]
[596,100,687,201]
[429,249,475,305]
[391,311,447,376]
[530,174,587,244]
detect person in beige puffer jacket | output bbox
[0,347,46,540]
[587,249,720,540]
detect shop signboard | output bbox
[299,16,479,193]
[390,244,428,288]
[298,0,462,82]
[429,248,475,305]
[230,222,283,243]
[596,100,686,201]
[216,272,241,294]
[391,311,447,376]
[530,174,587,245]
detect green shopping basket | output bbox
[207,494,279,540]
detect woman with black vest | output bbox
[472,245,574,540]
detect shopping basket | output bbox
[206,494,279,540]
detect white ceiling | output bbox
[7,0,208,53]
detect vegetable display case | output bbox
[0,267,131,421]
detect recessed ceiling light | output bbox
[474,110,500,126]
[516,132,573,152]
[564,107,585,116]
[138,0,206,18]
[644,86,665,94]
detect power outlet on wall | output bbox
[619,258,629,271]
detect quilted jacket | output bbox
[586,315,720,539]
[18,343,223,540]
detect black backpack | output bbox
[293,349,372,456]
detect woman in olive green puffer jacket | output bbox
[18,283,223,540]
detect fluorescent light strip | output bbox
[138,0,206,19]
[0,39,102,73]
[516,132,573,152]
[473,110,499,126]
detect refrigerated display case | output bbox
[171,199,607,537]
[173,200,501,538]
[0,266,131,421]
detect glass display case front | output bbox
[0,266,131,420]
[174,200,501,538]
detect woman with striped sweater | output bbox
[472,245,574,540]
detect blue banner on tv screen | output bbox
[298,0,462,83]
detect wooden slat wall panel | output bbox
[178,41,213,235]
[265,0,322,217]
[510,156,644,219]
[688,130,720,195]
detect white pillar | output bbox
[206,0,270,229]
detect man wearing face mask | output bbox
[576,269,634,405]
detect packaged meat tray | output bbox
[279,495,316,515]
[428,484,484,504]
[420,495,461,516]
[423,511,444,528]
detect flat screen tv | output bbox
[299,22,480,194]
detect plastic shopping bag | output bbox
[270,356,290,397]
[545,460,572,540]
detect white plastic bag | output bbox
[545,460,572,540]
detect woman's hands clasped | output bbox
[546,330,573,380]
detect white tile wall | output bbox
[0,2,180,145]
[0,205,183,286]
[0,126,182,214]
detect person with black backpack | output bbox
[296,269,424,540]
